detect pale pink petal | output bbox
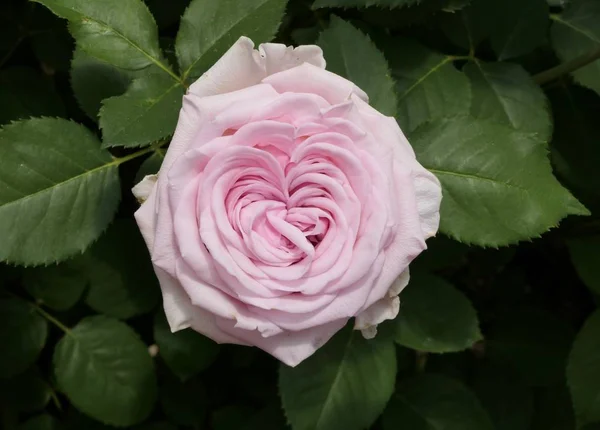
[413,167,442,239]
[176,260,284,338]
[155,267,244,344]
[188,36,266,98]
[152,87,278,277]
[132,175,157,204]
[188,37,326,99]
[258,43,326,74]
[354,269,410,339]
[263,63,368,105]
[216,317,348,367]
[134,184,158,251]
[250,93,329,126]
[355,297,400,339]
[255,253,386,332]
[357,165,427,314]
[388,267,411,297]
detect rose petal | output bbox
[132,175,157,204]
[188,36,266,99]
[258,43,326,74]
[354,269,410,339]
[155,267,244,344]
[263,63,368,105]
[134,183,158,251]
[357,165,427,314]
[216,316,348,367]
[413,167,443,239]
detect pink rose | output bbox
[133,36,442,366]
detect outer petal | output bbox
[134,183,158,251]
[263,63,368,105]
[413,167,442,239]
[155,267,244,344]
[188,36,266,99]
[350,94,442,239]
[132,175,157,204]
[354,269,410,339]
[258,43,326,74]
[216,316,348,367]
[188,37,326,99]
[356,165,427,315]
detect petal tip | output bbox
[132,174,157,204]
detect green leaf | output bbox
[19,415,62,430]
[395,273,482,353]
[279,324,396,430]
[489,0,549,60]
[441,0,547,58]
[82,220,160,319]
[32,0,168,72]
[487,308,575,386]
[318,17,396,116]
[381,374,493,430]
[159,371,207,427]
[313,0,421,8]
[549,84,600,207]
[71,47,132,121]
[0,67,65,125]
[551,0,600,96]
[23,263,87,311]
[0,118,121,265]
[0,298,48,378]
[472,364,534,430]
[410,116,588,246]
[389,39,470,132]
[100,73,184,148]
[154,311,220,381]
[568,235,600,295]
[568,310,600,427]
[176,0,287,81]
[439,2,491,52]
[54,316,157,426]
[360,0,452,29]
[464,62,551,139]
[135,150,165,183]
[0,367,52,412]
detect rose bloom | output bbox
[133,37,442,366]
